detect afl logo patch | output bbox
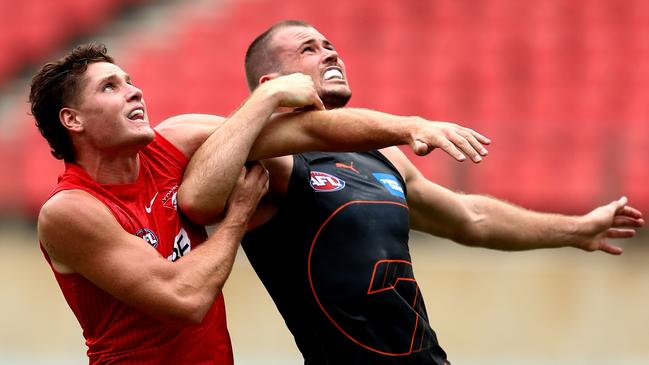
[310,171,346,192]
[136,228,159,248]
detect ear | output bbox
[259,72,282,85]
[59,108,84,133]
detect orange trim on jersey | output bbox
[307,200,425,357]
[367,259,416,295]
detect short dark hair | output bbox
[29,42,114,162]
[244,20,312,91]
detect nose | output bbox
[323,48,338,64]
[126,84,143,102]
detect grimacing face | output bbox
[270,26,352,109]
[65,62,154,154]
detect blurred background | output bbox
[0,0,647,364]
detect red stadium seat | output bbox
[2,0,648,216]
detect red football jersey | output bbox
[41,133,233,364]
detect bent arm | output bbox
[38,188,258,325]
[382,147,644,254]
[180,107,490,225]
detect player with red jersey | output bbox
[43,133,236,363]
[30,43,491,363]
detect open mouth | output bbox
[323,68,344,81]
[127,108,145,121]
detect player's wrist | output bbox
[402,115,425,146]
[254,80,287,109]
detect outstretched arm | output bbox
[178,106,490,225]
[382,147,645,254]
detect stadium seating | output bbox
[3,0,648,217]
[0,0,150,89]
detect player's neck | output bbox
[75,150,141,184]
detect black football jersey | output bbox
[242,151,448,365]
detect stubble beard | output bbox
[320,89,352,110]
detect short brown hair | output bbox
[244,20,312,91]
[29,42,114,162]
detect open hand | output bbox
[576,196,644,255]
[408,119,491,163]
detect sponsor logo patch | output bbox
[161,185,178,210]
[372,173,405,199]
[310,171,346,192]
[168,227,191,262]
[135,228,159,248]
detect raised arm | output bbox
[382,147,645,254]
[179,100,490,225]
[38,164,268,325]
[248,108,490,161]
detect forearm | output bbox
[457,195,583,250]
[166,216,247,323]
[248,108,416,160]
[179,89,277,224]
[182,107,414,224]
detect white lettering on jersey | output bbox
[167,227,191,262]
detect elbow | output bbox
[448,200,488,247]
[177,307,209,327]
[166,291,223,327]
[451,224,485,247]
[168,312,205,328]
[177,188,225,226]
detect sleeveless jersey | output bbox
[41,133,233,365]
[242,151,448,365]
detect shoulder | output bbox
[377,146,421,182]
[154,114,226,158]
[38,190,116,273]
[40,190,110,226]
[39,190,117,243]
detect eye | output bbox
[102,83,115,92]
[301,46,314,54]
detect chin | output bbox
[142,127,156,141]
[133,127,156,145]
[321,88,352,109]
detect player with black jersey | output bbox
[181,20,644,365]
[243,150,447,364]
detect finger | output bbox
[605,228,636,238]
[617,205,644,219]
[312,93,326,110]
[246,163,268,183]
[244,161,262,173]
[597,242,624,255]
[449,133,482,162]
[261,175,270,195]
[437,140,466,161]
[612,216,645,228]
[463,132,489,157]
[467,129,491,145]
[601,197,626,215]
[238,166,247,180]
[412,139,432,156]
